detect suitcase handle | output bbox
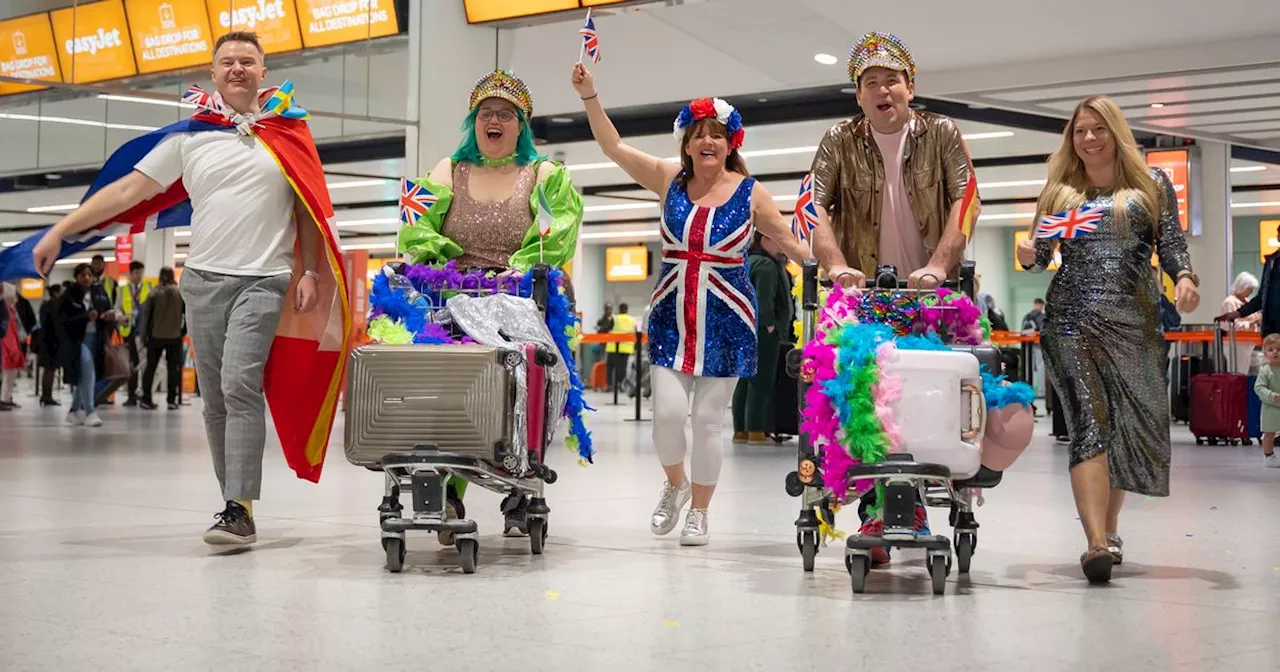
[961,382,987,443]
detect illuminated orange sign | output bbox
[1013,230,1060,272]
[465,0,580,23]
[1145,149,1190,231]
[0,13,62,95]
[18,278,45,300]
[126,0,215,74]
[606,245,649,282]
[206,0,304,54]
[1260,220,1280,263]
[296,0,397,48]
[50,0,137,84]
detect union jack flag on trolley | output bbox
[580,14,601,64]
[1034,205,1104,240]
[790,173,820,242]
[399,178,438,227]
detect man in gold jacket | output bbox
[808,32,982,566]
[809,32,981,290]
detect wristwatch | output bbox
[1176,270,1199,287]
[302,269,319,281]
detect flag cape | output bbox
[0,90,351,484]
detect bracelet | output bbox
[581,94,598,101]
[302,270,318,281]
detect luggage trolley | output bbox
[783,261,1007,595]
[344,264,565,574]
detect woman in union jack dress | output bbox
[573,63,808,545]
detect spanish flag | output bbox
[0,83,350,483]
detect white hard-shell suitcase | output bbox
[878,348,986,480]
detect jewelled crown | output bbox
[847,31,916,84]
[469,70,533,118]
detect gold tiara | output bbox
[469,70,533,118]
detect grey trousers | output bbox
[181,269,290,501]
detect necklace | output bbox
[479,153,517,168]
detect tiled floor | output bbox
[1,385,1278,671]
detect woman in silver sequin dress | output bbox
[1017,96,1200,584]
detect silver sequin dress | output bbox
[1027,168,1193,497]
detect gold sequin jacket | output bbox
[810,110,977,274]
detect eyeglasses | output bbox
[478,109,517,123]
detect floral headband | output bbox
[672,98,745,150]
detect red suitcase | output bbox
[523,342,549,462]
[1190,323,1249,445]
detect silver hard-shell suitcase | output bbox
[343,343,521,467]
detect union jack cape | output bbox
[0,83,351,483]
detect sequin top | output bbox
[647,177,758,379]
[440,162,536,269]
[1028,167,1192,497]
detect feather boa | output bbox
[801,286,1036,499]
[367,262,593,463]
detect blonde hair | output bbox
[1035,95,1161,233]
[1264,333,1280,351]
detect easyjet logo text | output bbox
[63,28,123,56]
[218,0,288,29]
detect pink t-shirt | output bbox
[872,126,928,275]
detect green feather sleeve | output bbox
[508,163,584,272]
[396,176,464,265]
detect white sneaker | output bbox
[1264,453,1280,468]
[83,412,103,427]
[66,410,85,426]
[679,509,710,546]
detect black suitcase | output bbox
[999,346,1024,382]
[771,341,799,439]
[948,344,1003,377]
[1171,355,1203,423]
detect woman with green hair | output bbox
[396,69,584,542]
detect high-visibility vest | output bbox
[118,280,155,338]
[608,312,637,354]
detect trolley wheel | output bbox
[848,554,869,594]
[383,537,405,573]
[457,539,479,574]
[1228,439,1239,446]
[502,351,522,368]
[529,518,547,555]
[1195,437,1204,445]
[955,533,975,575]
[798,531,818,572]
[1208,437,1219,446]
[1244,438,1253,446]
[929,555,947,595]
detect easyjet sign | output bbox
[50,0,137,83]
[206,0,304,54]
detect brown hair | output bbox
[676,118,749,188]
[214,31,264,58]
[1264,334,1280,350]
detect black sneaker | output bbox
[123,398,138,408]
[139,401,158,410]
[503,495,529,537]
[203,502,257,545]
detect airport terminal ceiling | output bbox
[1,0,1279,256]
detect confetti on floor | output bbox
[664,620,680,628]
[545,590,560,600]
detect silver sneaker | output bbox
[679,509,710,546]
[650,479,691,536]
[1105,533,1123,565]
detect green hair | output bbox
[451,107,545,166]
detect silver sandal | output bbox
[1105,533,1123,565]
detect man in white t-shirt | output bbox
[806,32,982,566]
[32,31,321,546]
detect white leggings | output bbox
[651,366,737,486]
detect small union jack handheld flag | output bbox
[579,11,600,64]
[1034,205,1104,239]
[790,173,820,242]
[182,85,219,113]
[399,178,438,227]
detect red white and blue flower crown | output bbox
[673,98,745,150]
